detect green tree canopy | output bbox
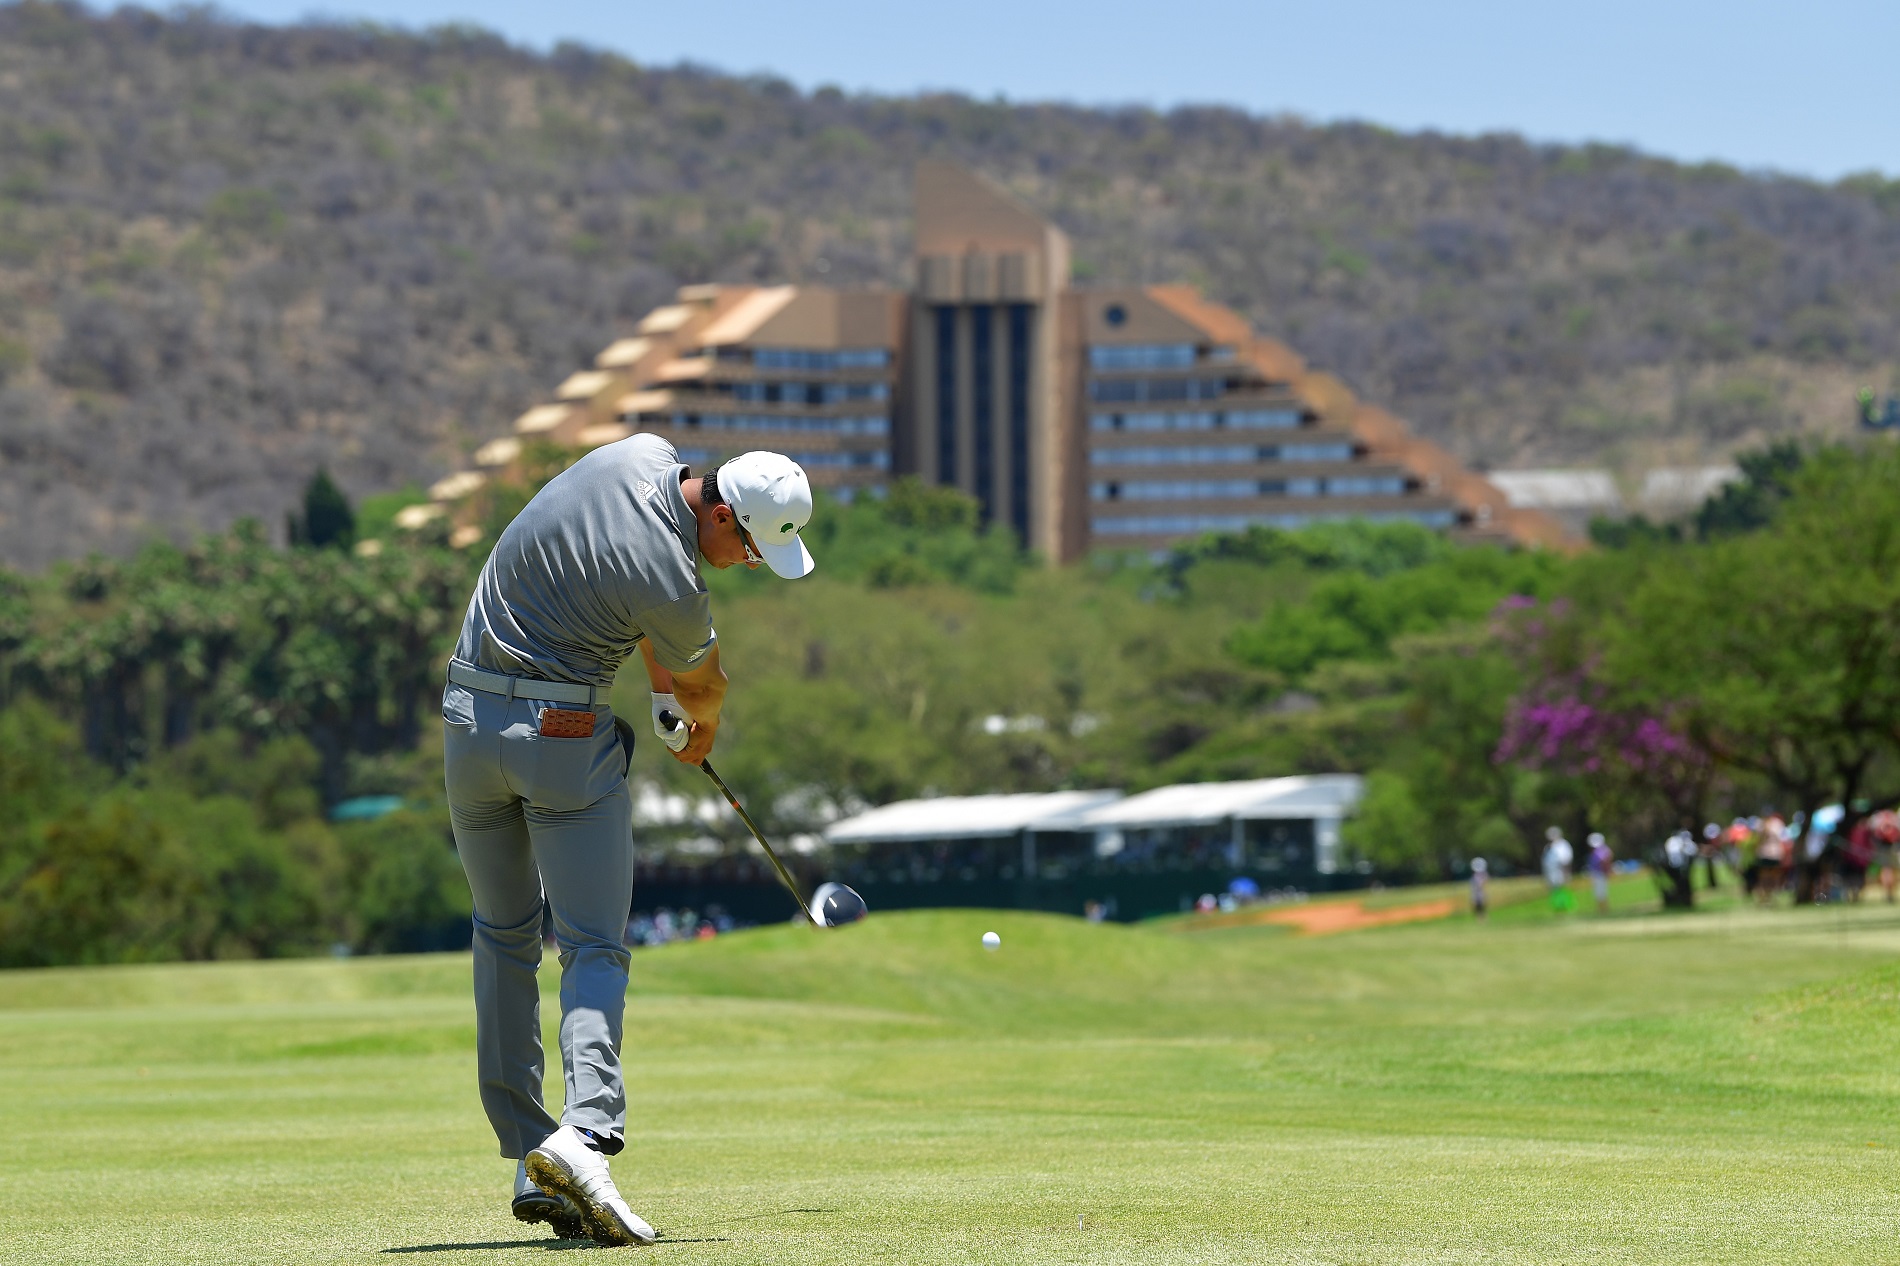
[288,469,356,551]
[1224,543,1561,680]
[1597,442,1900,819]
[1691,439,1809,540]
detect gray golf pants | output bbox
[442,681,633,1159]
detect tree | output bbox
[288,469,356,551]
[1336,624,1574,879]
[1691,440,1807,540]
[1225,539,1561,680]
[1493,665,1719,907]
[1587,514,1679,550]
[1593,443,1900,897]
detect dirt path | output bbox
[1183,897,1461,936]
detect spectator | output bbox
[1542,827,1575,912]
[1659,829,1698,908]
[1801,809,1836,901]
[1876,811,1900,905]
[1756,814,1788,904]
[1586,833,1613,914]
[1469,858,1489,919]
[1844,814,1876,903]
[1724,817,1753,893]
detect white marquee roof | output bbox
[1075,775,1363,831]
[822,776,1364,844]
[1487,469,1621,510]
[1639,465,1740,508]
[823,790,1122,844]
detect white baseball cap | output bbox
[718,451,815,579]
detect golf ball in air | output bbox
[982,931,1000,951]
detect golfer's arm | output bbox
[668,644,727,726]
[638,639,673,694]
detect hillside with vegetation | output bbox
[0,3,1896,566]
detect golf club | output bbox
[659,710,818,926]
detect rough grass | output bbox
[4,884,1899,1264]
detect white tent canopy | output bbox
[1487,469,1621,512]
[823,790,1122,845]
[1075,775,1363,832]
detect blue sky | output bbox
[225,0,1899,181]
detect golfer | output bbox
[441,436,815,1244]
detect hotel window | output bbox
[664,413,888,436]
[1090,508,1459,537]
[791,450,892,470]
[1088,344,1196,371]
[972,305,994,519]
[1089,407,1298,433]
[1090,445,1261,465]
[1090,479,1277,501]
[736,381,887,404]
[1326,476,1407,495]
[1092,514,1271,535]
[1223,409,1304,430]
[1008,304,1032,541]
[1088,377,1226,404]
[751,347,891,371]
[1090,411,1221,433]
[664,446,886,473]
[934,307,956,483]
[1275,443,1355,462]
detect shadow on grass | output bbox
[382,1206,828,1251]
[695,1207,833,1226]
[382,1240,595,1253]
[383,1236,732,1252]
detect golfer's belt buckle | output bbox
[537,707,596,739]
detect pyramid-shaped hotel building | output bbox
[455,163,1566,559]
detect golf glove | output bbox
[651,692,689,752]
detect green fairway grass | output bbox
[5,890,1899,1264]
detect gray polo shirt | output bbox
[452,434,715,688]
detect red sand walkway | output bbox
[1182,897,1460,936]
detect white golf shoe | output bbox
[525,1125,657,1247]
[511,1158,587,1240]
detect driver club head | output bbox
[810,882,868,928]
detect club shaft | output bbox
[656,710,817,926]
[699,759,817,926]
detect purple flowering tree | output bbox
[1492,598,1720,905]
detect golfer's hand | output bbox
[675,716,717,765]
[651,692,689,752]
